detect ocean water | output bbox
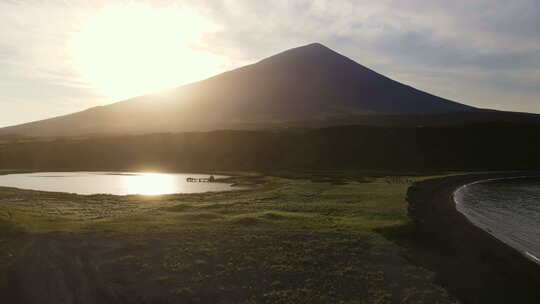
[0,172,237,195]
[454,177,540,263]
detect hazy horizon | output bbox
[1,0,539,127]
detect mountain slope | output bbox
[1,43,483,137]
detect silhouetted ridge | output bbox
[1,42,519,138]
[257,43,338,64]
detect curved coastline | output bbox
[407,172,540,303]
[453,175,540,264]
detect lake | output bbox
[454,177,540,263]
[0,172,238,195]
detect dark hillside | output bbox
[1,123,539,172]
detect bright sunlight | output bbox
[122,172,178,195]
[70,4,227,101]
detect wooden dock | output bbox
[186,176,215,183]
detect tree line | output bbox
[1,122,539,172]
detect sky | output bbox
[1,0,539,127]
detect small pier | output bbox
[186,176,216,183]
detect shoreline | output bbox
[407,172,540,303]
[453,175,540,264]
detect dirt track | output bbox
[6,234,118,304]
[0,228,456,304]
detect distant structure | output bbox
[186,175,216,183]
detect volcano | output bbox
[0,43,495,137]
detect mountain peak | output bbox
[300,42,330,50]
[257,42,343,66]
[291,42,337,55]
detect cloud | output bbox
[0,1,108,125]
[373,28,540,70]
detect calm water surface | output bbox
[0,172,237,195]
[454,177,540,263]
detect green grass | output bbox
[0,172,457,303]
[0,175,418,233]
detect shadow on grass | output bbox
[373,222,415,245]
[0,219,20,237]
[375,222,540,304]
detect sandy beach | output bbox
[407,172,540,303]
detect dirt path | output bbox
[7,234,118,304]
[0,228,458,304]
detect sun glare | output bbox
[123,172,178,195]
[70,5,226,101]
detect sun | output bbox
[70,4,226,101]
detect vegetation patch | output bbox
[176,212,224,221]
[0,171,458,303]
[229,215,266,227]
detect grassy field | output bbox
[0,172,456,303]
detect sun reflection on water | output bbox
[0,172,235,195]
[122,172,180,195]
